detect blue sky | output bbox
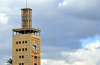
[1,0,100,65]
[81,35,100,47]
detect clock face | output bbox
[33,40,39,53]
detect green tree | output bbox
[6,58,12,65]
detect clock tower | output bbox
[12,8,41,65]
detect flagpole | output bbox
[26,0,27,8]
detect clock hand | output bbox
[33,45,36,47]
[33,45,36,50]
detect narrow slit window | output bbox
[25,41,27,43]
[22,63,24,65]
[19,49,21,51]
[23,41,24,44]
[16,42,18,44]
[25,48,27,51]
[22,56,24,58]
[34,56,37,59]
[16,49,18,51]
[22,48,24,51]
[34,63,37,65]
[19,63,21,65]
[19,56,21,58]
[19,41,21,44]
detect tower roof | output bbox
[21,8,32,10]
[12,28,41,32]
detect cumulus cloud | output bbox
[0,7,12,13]
[58,0,100,21]
[58,0,68,8]
[58,0,98,8]
[0,13,8,24]
[41,59,68,65]
[41,40,100,65]
[0,13,12,36]
[61,40,100,65]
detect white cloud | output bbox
[0,13,8,24]
[58,0,96,9]
[0,7,12,13]
[0,13,13,35]
[41,40,100,65]
[41,59,68,65]
[58,0,68,8]
[61,40,100,65]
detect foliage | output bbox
[6,58,12,65]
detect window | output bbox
[16,49,18,51]
[22,48,24,51]
[19,49,21,51]
[16,42,18,44]
[19,56,21,58]
[22,63,24,65]
[25,41,27,43]
[22,56,24,58]
[19,63,21,65]
[19,41,21,44]
[34,63,37,65]
[25,48,27,51]
[34,56,37,59]
[23,41,24,44]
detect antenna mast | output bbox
[26,0,27,8]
